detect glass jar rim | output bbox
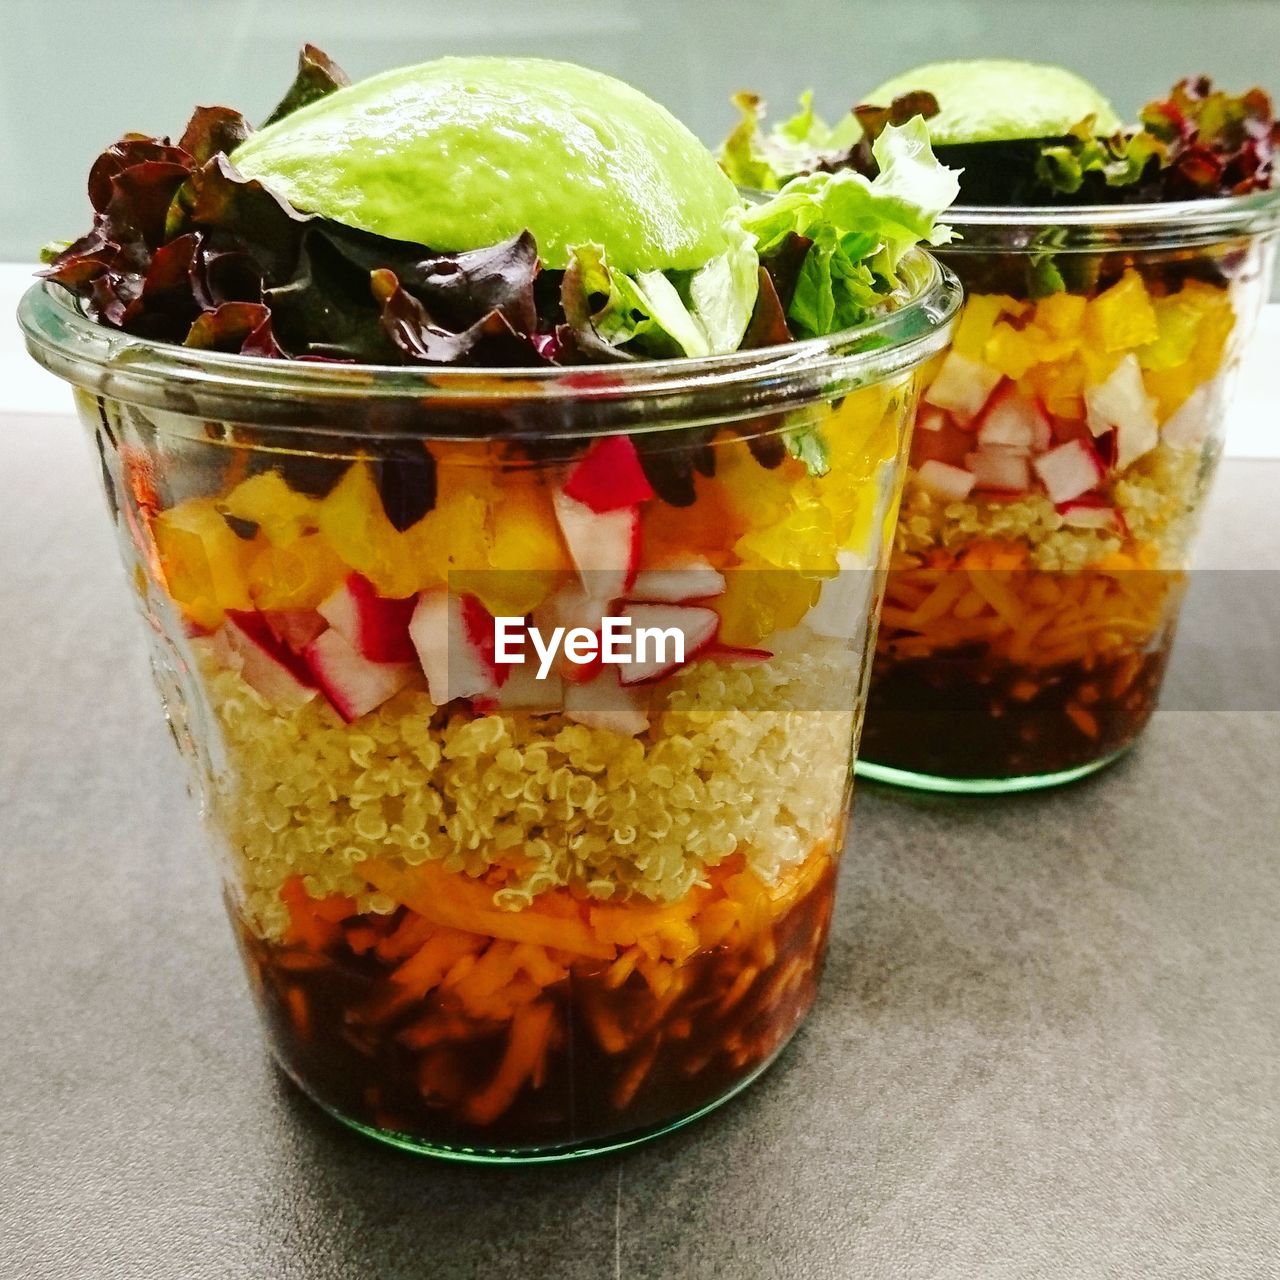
[17,249,959,440]
[940,187,1280,254]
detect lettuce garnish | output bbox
[740,119,959,339]
[724,76,1279,207]
[560,221,758,360]
[720,91,841,193]
[1038,78,1279,201]
[42,46,955,367]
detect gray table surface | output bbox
[3,415,1277,1280]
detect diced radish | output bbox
[553,491,641,600]
[302,628,414,723]
[912,415,974,468]
[533,581,613,636]
[1057,498,1128,535]
[491,660,565,714]
[220,610,318,711]
[317,573,417,663]
[916,408,949,433]
[923,353,1003,425]
[561,436,655,512]
[559,649,603,683]
[261,609,327,655]
[966,447,1032,494]
[806,549,876,641]
[916,460,977,502]
[409,590,505,707]
[1085,354,1159,468]
[629,554,726,603]
[1161,382,1216,451]
[1030,413,1053,453]
[499,665,565,716]
[564,670,650,736]
[616,603,719,685]
[976,384,1050,451]
[1033,437,1106,504]
[1049,415,1093,446]
[705,644,774,662]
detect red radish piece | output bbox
[317,573,417,663]
[916,407,949,433]
[629,554,725,603]
[916,460,977,502]
[1057,498,1128,535]
[1161,383,1215,451]
[561,436,655,512]
[1085,355,1158,468]
[262,609,327,656]
[616,603,719,685]
[492,661,565,714]
[409,589,506,706]
[564,670,649,736]
[1049,414,1093,446]
[1091,428,1118,470]
[912,415,974,468]
[807,549,876,641]
[303,628,414,723]
[1030,413,1053,453]
[976,384,1049,451]
[965,447,1032,494]
[533,581,613,637]
[705,643,773,662]
[553,490,641,599]
[923,354,1003,425]
[218,611,317,711]
[1033,437,1106,504]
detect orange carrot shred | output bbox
[463,1002,557,1125]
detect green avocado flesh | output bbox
[231,56,742,273]
[860,59,1123,145]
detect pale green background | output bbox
[4,0,1278,261]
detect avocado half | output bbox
[231,56,743,274]
[848,60,1124,205]
[860,59,1121,146]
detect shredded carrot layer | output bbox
[273,841,834,1125]
[879,542,1183,666]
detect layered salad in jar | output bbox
[723,61,1280,788]
[32,49,959,1155]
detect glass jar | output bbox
[19,253,958,1161]
[858,193,1280,792]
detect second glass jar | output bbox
[859,194,1280,791]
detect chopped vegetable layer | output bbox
[863,235,1250,780]
[204,639,856,944]
[78,361,909,1148]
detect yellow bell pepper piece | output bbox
[220,470,319,547]
[1084,270,1159,352]
[1035,292,1087,338]
[153,499,255,628]
[246,534,347,611]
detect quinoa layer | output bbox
[894,442,1207,569]
[199,637,859,942]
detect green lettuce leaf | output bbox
[1018,79,1277,205]
[719,91,838,191]
[562,221,758,359]
[1036,115,1166,194]
[741,118,959,338]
